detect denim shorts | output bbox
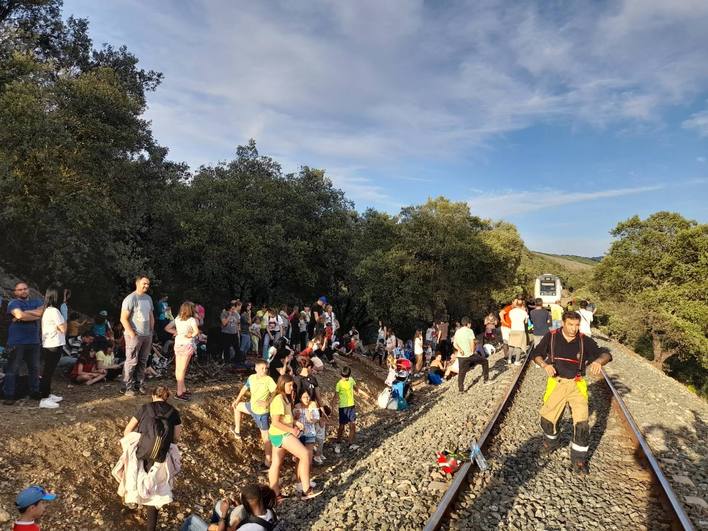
[299,434,316,445]
[338,406,356,425]
[245,402,270,431]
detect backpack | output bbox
[236,511,278,530]
[136,403,173,464]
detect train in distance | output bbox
[534,274,562,306]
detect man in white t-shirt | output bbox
[452,317,489,392]
[577,300,595,337]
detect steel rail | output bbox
[424,358,695,531]
[423,352,533,531]
[602,369,695,531]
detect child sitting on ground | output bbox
[13,484,56,531]
[334,366,359,454]
[313,404,331,465]
[95,344,124,381]
[70,347,107,385]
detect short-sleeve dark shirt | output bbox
[294,374,319,403]
[530,308,551,336]
[7,298,43,346]
[136,401,181,439]
[532,331,610,379]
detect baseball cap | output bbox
[318,296,328,304]
[98,310,108,317]
[16,485,57,509]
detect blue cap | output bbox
[16,486,56,509]
[318,296,328,304]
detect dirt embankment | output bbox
[0,354,392,530]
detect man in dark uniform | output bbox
[532,310,612,474]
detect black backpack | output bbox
[136,404,173,464]
[236,512,278,530]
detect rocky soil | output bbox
[0,334,705,530]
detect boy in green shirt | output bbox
[334,366,359,453]
[232,359,277,470]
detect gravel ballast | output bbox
[447,363,672,531]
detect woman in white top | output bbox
[40,285,66,409]
[165,301,199,401]
[414,329,424,375]
[507,299,529,365]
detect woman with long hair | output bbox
[165,301,199,401]
[268,374,322,501]
[39,285,66,408]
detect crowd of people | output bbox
[2,276,606,530]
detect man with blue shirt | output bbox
[3,282,44,405]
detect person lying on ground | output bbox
[70,347,107,385]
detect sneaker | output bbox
[313,456,324,465]
[124,389,136,397]
[48,394,63,402]
[348,444,360,451]
[174,393,190,402]
[334,444,341,454]
[39,398,59,409]
[514,361,522,366]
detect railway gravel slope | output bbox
[280,352,521,530]
[446,364,671,531]
[597,337,708,528]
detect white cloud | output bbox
[64,0,708,205]
[683,110,708,137]
[468,184,664,218]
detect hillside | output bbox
[532,252,597,272]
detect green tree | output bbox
[593,212,708,376]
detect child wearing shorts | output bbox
[313,404,331,465]
[232,359,276,471]
[334,366,359,453]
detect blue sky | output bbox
[63,0,708,255]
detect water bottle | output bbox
[470,440,489,471]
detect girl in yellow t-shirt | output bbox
[268,374,322,501]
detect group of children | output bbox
[231,358,360,502]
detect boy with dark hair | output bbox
[13,485,56,530]
[334,366,359,454]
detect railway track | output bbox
[424,354,695,531]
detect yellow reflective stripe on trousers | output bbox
[543,377,558,403]
[575,377,588,400]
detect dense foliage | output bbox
[1,2,705,393]
[592,212,708,394]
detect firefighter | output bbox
[532,310,612,474]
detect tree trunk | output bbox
[651,333,673,370]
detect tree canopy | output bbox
[593,212,708,387]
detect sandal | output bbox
[301,487,323,500]
[275,494,289,504]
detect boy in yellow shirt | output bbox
[334,366,359,453]
[232,359,277,470]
